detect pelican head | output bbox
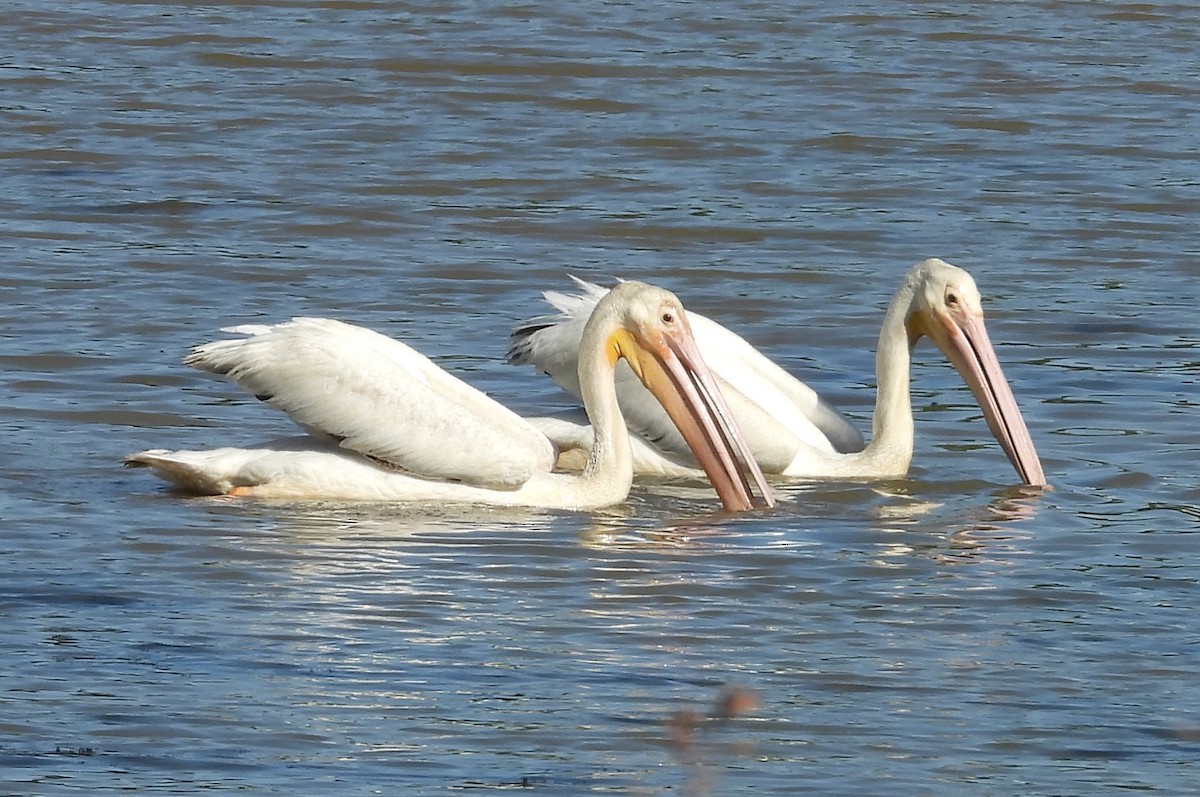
[591,281,775,510]
[902,259,1046,486]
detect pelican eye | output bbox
[661,310,676,325]
[945,291,960,307]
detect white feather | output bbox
[186,318,555,488]
[508,280,864,473]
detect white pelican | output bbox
[507,259,1046,486]
[126,282,775,511]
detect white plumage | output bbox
[508,260,1046,485]
[508,277,864,474]
[128,282,775,510]
[188,318,554,489]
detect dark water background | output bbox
[3,2,1198,794]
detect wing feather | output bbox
[508,280,864,473]
[188,317,554,488]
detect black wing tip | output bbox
[505,339,533,365]
[183,351,231,376]
[505,319,557,365]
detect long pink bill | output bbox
[649,329,776,511]
[942,313,1047,487]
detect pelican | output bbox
[507,259,1046,485]
[126,282,774,511]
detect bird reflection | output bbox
[665,685,761,797]
[578,500,768,550]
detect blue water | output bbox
[2,1,1198,794]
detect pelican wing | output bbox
[508,279,864,473]
[187,317,555,488]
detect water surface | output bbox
[2,1,1198,794]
